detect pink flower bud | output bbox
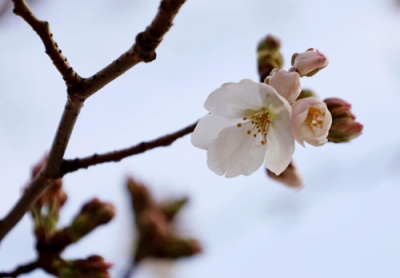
[292,97,332,146]
[328,118,363,143]
[265,69,301,103]
[324,97,351,110]
[323,97,363,143]
[291,48,328,77]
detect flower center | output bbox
[305,106,325,129]
[236,108,271,145]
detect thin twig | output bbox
[61,121,198,177]
[11,0,81,87]
[0,261,40,277]
[0,0,188,242]
[71,0,187,98]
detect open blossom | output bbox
[265,68,301,103]
[291,48,328,76]
[292,97,332,146]
[191,79,295,177]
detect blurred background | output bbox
[1,0,400,277]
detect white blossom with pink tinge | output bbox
[292,97,332,146]
[191,79,295,177]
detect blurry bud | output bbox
[290,48,328,77]
[324,97,355,119]
[135,210,201,261]
[296,89,317,100]
[161,237,202,259]
[267,161,302,188]
[324,97,363,143]
[328,118,363,143]
[160,197,189,222]
[57,255,112,278]
[66,198,115,242]
[257,34,284,82]
[127,177,154,218]
[135,210,171,262]
[324,97,351,110]
[139,210,170,240]
[265,68,301,103]
[257,34,281,52]
[29,155,67,237]
[292,97,332,147]
[127,176,201,263]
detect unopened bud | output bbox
[328,118,363,143]
[267,161,302,188]
[67,198,115,242]
[257,34,284,82]
[324,97,355,119]
[29,155,67,235]
[290,48,328,77]
[296,89,317,100]
[324,98,363,143]
[160,197,189,222]
[127,177,154,218]
[324,97,351,110]
[257,34,281,52]
[162,237,202,259]
[57,255,112,278]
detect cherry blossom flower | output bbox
[265,68,301,103]
[191,79,295,177]
[291,48,328,76]
[292,97,332,146]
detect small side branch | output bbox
[0,261,40,277]
[76,0,187,98]
[61,121,198,176]
[12,0,81,87]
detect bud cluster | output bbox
[324,98,363,143]
[23,157,115,277]
[257,35,363,186]
[127,178,201,263]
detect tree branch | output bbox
[70,0,187,99]
[0,261,40,277]
[12,0,81,87]
[0,96,84,242]
[61,121,198,177]
[0,0,188,242]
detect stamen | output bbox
[305,107,325,129]
[239,108,272,144]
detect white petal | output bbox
[259,83,292,115]
[207,123,267,177]
[265,109,295,175]
[204,79,265,118]
[191,114,237,150]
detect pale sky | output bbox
[1,0,400,277]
